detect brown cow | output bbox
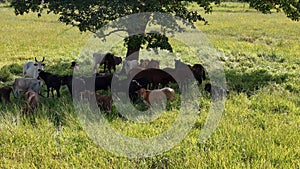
[136,87,175,106]
[95,93,112,113]
[24,90,39,115]
[140,59,160,69]
[79,90,113,113]
[0,86,12,104]
[147,59,160,69]
[139,59,150,68]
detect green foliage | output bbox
[9,0,218,58]
[6,63,23,75]
[246,0,300,21]
[0,3,300,168]
[9,0,300,59]
[0,65,13,82]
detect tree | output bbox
[10,0,300,59]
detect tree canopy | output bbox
[10,0,300,59]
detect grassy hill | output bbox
[0,3,299,168]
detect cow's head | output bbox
[34,57,45,72]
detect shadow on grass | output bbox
[0,63,22,83]
[226,69,288,96]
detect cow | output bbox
[204,83,229,100]
[0,86,12,104]
[12,78,43,100]
[128,66,145,79]
[78,90,113,113]
[175,59,206,85]
[112,77,151,103]
[87,74,113,92]
[147,59,160,69]
[22,57,45,78]
[122,59,138,75]
[136,87,175,106]
[191,63,206,84]
[140,59,150,68]
[139,59,160,69]
[133,68,175,89]
[95,93,113,113]
[61,75,86,97]
[70,61,80,71]
[24,90,39,115]
[38,70,62,97]
[93,53,122,73]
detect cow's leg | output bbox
[107,64,112,74]
[57,88,60,98]
[51,88,54,97]
[94,64,98,74]
[112,64,116,72]
[22,65,27,77]
[16,90,21,103]
[46,86,50,97]
[104,63,107,73]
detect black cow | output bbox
[38,71,62,97]
[93,53,122,73]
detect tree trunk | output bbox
[125,36,142,60]
[125,13,151,60]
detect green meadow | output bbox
[0,2,299,168]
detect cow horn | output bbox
[42,57,45,62]
[35,57,38,62]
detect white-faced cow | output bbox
[22,57,45,78]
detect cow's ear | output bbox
[34,63,38,66]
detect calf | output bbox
[12,78,43,100]
[191,64,206,85]
[0,86,12,104]
[79,90,112,113]
[38,70,62,97]
[95,93,113,113]
[113,77,151,103]
[24,90,39,115]
[22,57,45,78]
[136,87,175,106]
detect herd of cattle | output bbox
[0,52,224,116]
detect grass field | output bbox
[0,2,300,168]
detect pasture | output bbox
[0,2,300,168]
